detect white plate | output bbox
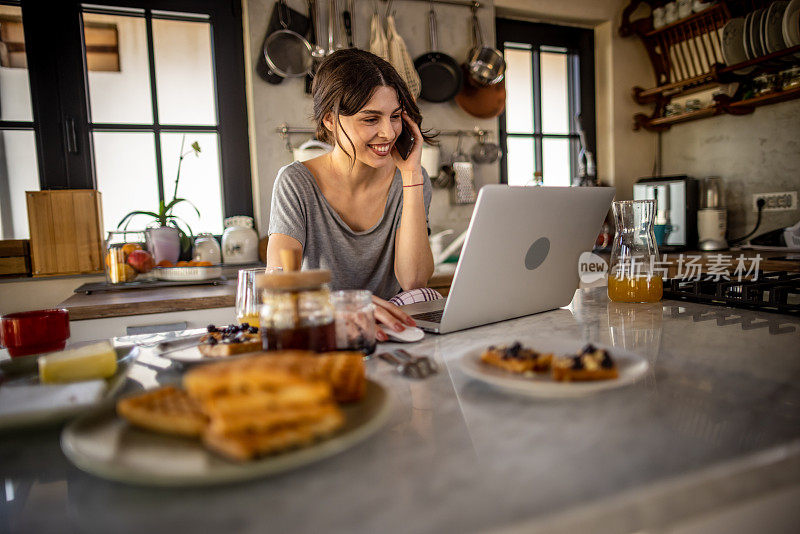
[743,12,754,59]
[759,7,770,55]
[61,379,391,486]
[154,265,222,281]
[0,347,135,431]
[751,8,766,57]
[784,0,800,48]
[765,1,789,53]
[722,17,748,65]
[158,345,263,364]
[458,339,648,399]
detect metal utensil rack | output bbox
[379,0,483,10]
[276,123,492,149]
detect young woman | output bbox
[267,49,436,341]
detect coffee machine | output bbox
[632,176,698,250]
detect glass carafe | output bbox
[608,200,663,303]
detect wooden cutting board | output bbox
[26,190,105,276]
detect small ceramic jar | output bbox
[193,233,221,264]
[677,0,692,19]
[653,6,666,29]
[221,216,259,264]
[665,2,678,24]
[684,98,702,112]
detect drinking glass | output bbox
[608,200,663,303]
[331,290,377,357]
[235,267,266,327]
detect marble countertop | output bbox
[2,287,799,533]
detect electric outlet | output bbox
[752,191,797,212]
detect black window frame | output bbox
[496,18,596,187]
[0,0,251,236]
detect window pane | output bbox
[93,132,159,232]
[0,130,39,239]
[160,133,223,235]
[541,51,569,134]
[0,5,33,122]
[504,47,533,134]
[83,12,153,124]
[543,138,571,187]
[153,19,216,125]
[506,137,535,187]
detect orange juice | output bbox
[237,314,260,328]
[608,275,663,303]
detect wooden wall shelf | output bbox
[620,0,800,131]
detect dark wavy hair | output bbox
[311,49,436,162]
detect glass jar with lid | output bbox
[104,230,152,285]
[256,269,337,352]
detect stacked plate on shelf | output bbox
[721,0,800,68]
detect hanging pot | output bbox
[454,64,506,118]
[413,2,462,102]
[465,5,505,87]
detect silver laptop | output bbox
[403,184,616,334]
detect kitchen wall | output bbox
[661,99,800,239]
[244,0,500,240]
[494,0,656,200]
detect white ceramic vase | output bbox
[146,226,181,264]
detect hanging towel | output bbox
[386,15,421,99]
[369,13,389,61]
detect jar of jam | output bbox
[256,268,336,352]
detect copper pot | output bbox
[454,65,506,119]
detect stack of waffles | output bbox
[117,351,365,461]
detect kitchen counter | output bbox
[57,270,458,321]
[2,287,799,533]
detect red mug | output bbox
[0,309,70,358]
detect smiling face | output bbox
[326,86,402,169]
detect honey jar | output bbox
[256,267,336,352]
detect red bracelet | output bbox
[402,183,424,188]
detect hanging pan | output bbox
[414,1,462,102]
[263,0,314,79]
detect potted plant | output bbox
[117,136,201,264]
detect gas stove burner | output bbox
[663,271,800,316]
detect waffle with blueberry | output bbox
[480,342,553,374]
[198,323,261,357]
[552,344,618,382]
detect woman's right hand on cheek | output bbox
[371,295,416,341]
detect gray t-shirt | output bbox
[269,161,432,300]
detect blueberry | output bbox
[206,324,217,332]
[581,344,596,354]
[600,351,614,369]
[240,323,250,330]
[571,355,584,370]
[248,326,258,334]
[207,337,218,345]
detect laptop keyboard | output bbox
[412,310,444,324]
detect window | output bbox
[496,19,596,187]
[0,0,250,240]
